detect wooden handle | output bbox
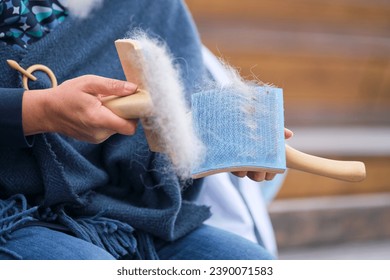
[102,89,153,119]
[115,39,146,87]
[108,39,163,152]
[286,144,366,182]
[107,39,153,119]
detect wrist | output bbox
[22,89,53,135]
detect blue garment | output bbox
[0,0,211,259]
[0,224,274,260]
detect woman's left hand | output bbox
[231,128,293,182]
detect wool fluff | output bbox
[60,0,104,19]
[202,58,272,136]
[191,57,286,178]
[130,33,206,179]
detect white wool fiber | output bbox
[60,0,104,19]
[203,58,272,135]
[131,33,206,178]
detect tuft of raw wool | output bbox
[221,64,271,135]
[130,32,206,179]
[201,52,273,135]
[60,0,104,19]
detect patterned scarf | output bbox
[0,0,68,49]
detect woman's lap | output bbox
[0,226,115,260]
[156,225,275,260]
[0,225,274,260]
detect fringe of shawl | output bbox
[56,209,158,260]
[1,195,158,259]
[0,194,38,244]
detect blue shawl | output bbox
[0,0,210,259]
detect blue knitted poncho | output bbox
[0,0,210,259]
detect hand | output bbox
[231,128,294,182]
[22,75,138,143]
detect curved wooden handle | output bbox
[103,39,153,119]
[102,89,153,119]
[286,145,366,182]
[103,39,163,153]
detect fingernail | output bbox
[125,82,138,92]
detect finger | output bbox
[232,171,247,178]
[285,128,294,139]
[91,129,116,144]
[79,75,138,97]
[265,173,277,181]
[247,171,266,182]
[97,106,138,135]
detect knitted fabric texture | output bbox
[0,0,210,259]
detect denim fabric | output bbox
[0,226,115,260]
[156,225,274,260]
[0,225,274,260]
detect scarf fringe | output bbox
[0,196,159,259]
[135,231,159,260]
[0,194,38,244]
[57,209,158,259]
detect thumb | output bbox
[98,105,138,135]
[285,128,294,139]
[79,75,138,97]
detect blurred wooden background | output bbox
[186,0,390,126]
[186,0,390,200]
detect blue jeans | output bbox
[0,225,274,260]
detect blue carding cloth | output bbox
[0,0,210,259]
[192,86,286,177]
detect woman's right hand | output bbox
[22,75,139,143]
